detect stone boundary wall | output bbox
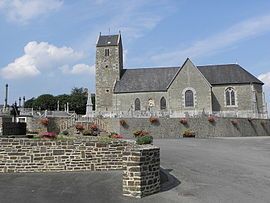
[0,138,160,198]
[107,117,270,138]
[123,146,160,198]
[0,138,128,173]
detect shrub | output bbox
[180,118,188,124]
[41,132,57,139]
[136,135,153,145]
[208,115,215,123]
[75,123,84,131]
[182,129,195,138]
[40,118,49,126]
[133,130,149,137]
[83,129,93,136]
[62,130,69,135]
[149,116,159,124]
[97,135,114,144]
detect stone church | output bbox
[95,33,267,117]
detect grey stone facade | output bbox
[95,34,123,112]
[95,34,266,117]
[105,117,270,138]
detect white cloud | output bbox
[0,41,88,79]
[259,72,270,88]
[0,0,63,23]
[151,14,270,64]
[60,64,95,75]
[1,55,40,79]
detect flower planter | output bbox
[40,118,49,126]
[180,118,188,125]
[208,116,215,123]
[231,120,238,126]
[182,130,195,138]
[149,117,159,124]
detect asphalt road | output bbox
[0,137,270,203]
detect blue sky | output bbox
[0,0,270,108]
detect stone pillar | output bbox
[123,146,160,198]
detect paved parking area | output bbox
[0,137,270,203]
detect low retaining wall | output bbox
[0,138,160,198]
[0,138,128,172]
[106,117,270,138]
[123,146,160,198]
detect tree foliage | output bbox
[32,94,57,111]
[24,87,94,115]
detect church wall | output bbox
[253,84,264,113]
[105,117,270,138]
[113,92,168,112]
[211,84,254,112]
[167,60,212,112]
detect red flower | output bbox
[231,120,238,125]
[208,116,215,123]
[40,118,49,126]
[180,118,188,124]
[90,124,98,130]
[149,116,159,123]
[41,132,57,139]
[75,123,85,131]
[111,134,123,139]
[133,130,149,137]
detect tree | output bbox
[55,94,71,111]
[22,87,92,114]
[24,97,35,108]
[32,94,57,110]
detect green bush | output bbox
[83,129,93,136]
[97,135,114,144]
[136,135,153,145]
[62,130,69,135]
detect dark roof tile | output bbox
[114,67,179,93]
[197,64,263,85]
[96,35,119,47]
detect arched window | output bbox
[185,90,194,107]
[225,87,236,106]
[135,98,140,111]
[160,97,166,110]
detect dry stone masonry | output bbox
[0,138,160,198]
[123,145,160,198]
[0,138,128,172]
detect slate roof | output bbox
[114,64,263,93]
[197,64,263,85]
[96,35,119,47]
[114,67,179,93]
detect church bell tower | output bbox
[95,33,123,112]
